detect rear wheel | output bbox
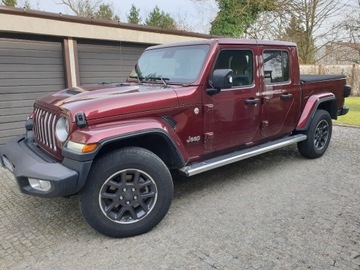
[297,109,332,159]
[79,147,173,238]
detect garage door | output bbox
[0,38,65,146]
[77,41,149,85]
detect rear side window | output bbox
[213,50,254,88]
[263,50,290,84]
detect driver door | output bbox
[203,47,261,151]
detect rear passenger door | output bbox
[260,47,300,138]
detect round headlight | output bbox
[55,116,70,142]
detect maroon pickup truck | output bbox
[1,38,350,238]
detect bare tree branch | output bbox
[57,0,101,17]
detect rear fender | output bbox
[296,93,336,131]
[63,117,188,167]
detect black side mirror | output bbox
[207,69,233,96]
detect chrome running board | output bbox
[179,134,307,177]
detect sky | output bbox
[18,0,218,33]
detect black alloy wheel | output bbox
[99,168,158,224]
[298,109,332,159]
[80,147,173,238]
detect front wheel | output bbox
[297,109,332,159]
[79,147,173,238]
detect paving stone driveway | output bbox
[0,126,359,269]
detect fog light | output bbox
[28,178,52,192]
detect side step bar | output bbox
[179,134,307,177]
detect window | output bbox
[263,50,290,84]
[213,50,254,87]
[131,44,210,84]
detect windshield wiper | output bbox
[144,76,170,88]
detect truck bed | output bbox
[300,74,346,83]
[300,74,347,114]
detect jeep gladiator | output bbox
[0,38,351,237]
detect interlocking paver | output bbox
[0,126,359,269]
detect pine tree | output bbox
[127,4,141,24]
[145,6,176,29]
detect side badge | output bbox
[186,136,201,143]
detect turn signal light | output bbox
[82,143,98,153]
[66,141,98,153]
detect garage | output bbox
[77,40,150,85]
[0,7,207,147]
[0,36,65,146]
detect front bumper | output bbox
[0,134,92,197]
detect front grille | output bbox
[33,106,58,151]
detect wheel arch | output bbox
[95,130,186,169]
[297,109,333,159]
[296,94,336,131]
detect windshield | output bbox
[129,44,210,84]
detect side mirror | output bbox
[207,69,233,96]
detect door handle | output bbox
[280,93,293,100]
[245,98,260,105]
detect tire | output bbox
[297,109,332,159]
[79,147,173,238]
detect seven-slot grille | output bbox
[33,106,58,151]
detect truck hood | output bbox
[36,84,180,122]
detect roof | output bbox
[0,6,213,39]
[147,38,297,50]
[217,38,296,47]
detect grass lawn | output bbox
[334,96,360,126]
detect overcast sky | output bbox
[19,0,218,33]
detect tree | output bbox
[24,0,31,9]
[209,0,279,37]
[247,0,348,64]
[145,6,177,29]
[190,0,219,33]
[59,0,119,20]
[59,0,98,17]
[1,0,17,6]
[94,3,119,21]
[282,15,316,64]
[173,11,193,31]
[127,4,141,24]
[287,0,344,63]
[336,0,360,63]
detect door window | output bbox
[263,51,290,84]
[213,50,254,88]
